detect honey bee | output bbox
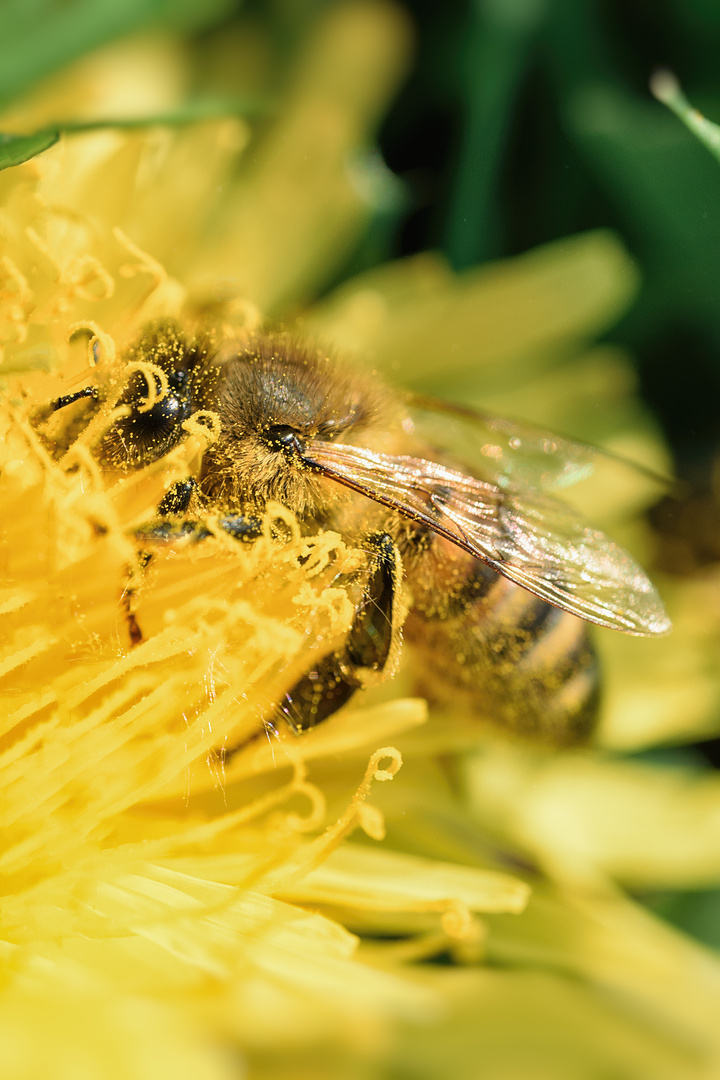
[48,322,671,747]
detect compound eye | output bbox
[145,394,184,421]
[266,424,304,456]
[98,376,193,468]
[168,369,188,391]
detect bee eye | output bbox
[168,369,188,391]
[265,425,304,456]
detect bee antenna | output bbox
[51,385,99,412]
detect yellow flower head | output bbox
[2,7,720,1079]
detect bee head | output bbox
[197,335,397,519]
[97,323,216,469]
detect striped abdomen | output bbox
[401,532,600,746]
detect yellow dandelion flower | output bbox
[2,5,720,1080]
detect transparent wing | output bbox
[305,439,671,637]
[405,393,673,499]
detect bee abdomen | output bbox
[405,566,601,747]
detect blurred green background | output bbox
[377,0,720,496]
[3,0,720,952]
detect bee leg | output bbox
[216,514,263,542]
[132,480,202,545]
[156,478,197,516]
[121,582,144,647]
[121,480,200,647]
[127,486,263,644]
[276,532,400,734]
[140,480,263,543]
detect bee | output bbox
[47,322,671,748]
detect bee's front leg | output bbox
[156,477,196,517]
[277,532,402,733]
[126,479,262,644]
[139,478,262,542]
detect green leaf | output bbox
[55,98,273,134]
[0,130,58,169]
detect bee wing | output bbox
[304,440,671,637]
[406,393,673,498]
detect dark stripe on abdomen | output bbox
[405,575,601,747]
